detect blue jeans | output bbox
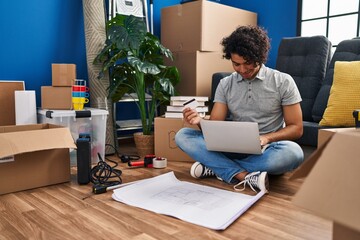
[175,128,304,184]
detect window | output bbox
[298,0,360,48]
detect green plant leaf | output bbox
[128,55,160,75]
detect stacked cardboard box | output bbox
[41,64,76,109]
[0,67,77,195]
[161,0,257,97]
[157,1,257,160]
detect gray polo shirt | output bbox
[214,64,302,134]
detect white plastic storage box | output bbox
[38,108,108,165]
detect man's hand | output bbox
[183,107,201,125]
[260,135,270,146]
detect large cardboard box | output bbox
[41,86,72,110]
[167,51,234,97]
[291,128,360,239]
[161,0,257,52]
[52,63,76,86]
[155,117,199,162]
[0,81,25,126]
[0,124,76,195]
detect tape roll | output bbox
[153,157,167,169]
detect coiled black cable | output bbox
[90,152,122,187]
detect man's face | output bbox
[230,53,260,80]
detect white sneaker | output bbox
[234,171,269,193]
[190,162,215,178]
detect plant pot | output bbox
[133,132,155,157]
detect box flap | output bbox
[289,136,333,180]
[0,123,50,133]
[293,131,360,232]
[0,126,76,158]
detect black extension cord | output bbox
[90,153,122,193]
[90,144,140,194]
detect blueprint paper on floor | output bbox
[112,172,265,230]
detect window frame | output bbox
[297,0,360,47]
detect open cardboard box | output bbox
[290,128,360,239]
[0,123,76,195]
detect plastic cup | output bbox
[72,85,89,92]
[72,97,89,104]
[74,79,86,86]
[72,91,89,98]
[73,102,84,110]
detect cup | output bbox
[72,91,89,98]
[74,79,86,86]
[73,102,84,110]
[72,97,89,104]
[72,85,89,92]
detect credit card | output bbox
[183,98,199,109]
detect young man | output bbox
[175,25,304,193]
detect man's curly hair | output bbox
[221,25,270,65]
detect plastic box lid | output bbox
[38,108,108,118]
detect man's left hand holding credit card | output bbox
[183,98,199,109]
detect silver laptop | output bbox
[200,119,266,154]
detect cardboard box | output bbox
[0,81,25,126]
[41,86,72,110]
[291,129,360,239]
[0,124,76,195]
[52,64,76,86]
[318,127,356,147]
[161,0,257,52]
[291,128,356,180]
[167,51,234,97]
[155,117,199,162]
[333,223,360,240]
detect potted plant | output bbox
[94,14,180,156]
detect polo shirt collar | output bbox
[236,64,266,82]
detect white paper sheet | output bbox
[112,172,265,230]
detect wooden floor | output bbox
[0,142,332,240]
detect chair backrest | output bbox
[276,35,332,122]
[211,72,232,102]
[312,38,360,122]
